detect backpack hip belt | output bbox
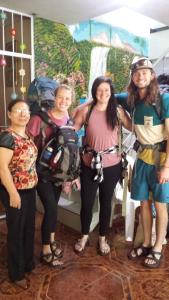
[133,140,166,153]
[133,140,167,168]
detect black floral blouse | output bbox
[0,129,38,189]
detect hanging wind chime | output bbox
[19,14,26,100]
[0,10,7,126]
[10,13,18,100]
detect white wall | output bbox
[150,29,169,60]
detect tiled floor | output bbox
[0,212,169,300]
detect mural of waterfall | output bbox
[88,47,110,98]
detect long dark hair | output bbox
[127,70,160,108]
[91,76,118,129]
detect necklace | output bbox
[9,128,28,139]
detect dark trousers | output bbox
[37,180,62,245]
[0,186,36,281]
[80,161,122,236]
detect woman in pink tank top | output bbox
[73,76,132,255]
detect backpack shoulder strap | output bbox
[37,110,57,129]
[117,106,123,154]
[66,117,74,126]
[84,101,95,134]
[154,93,162,119]
[37,110,58,147]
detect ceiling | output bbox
[0,0,169,27]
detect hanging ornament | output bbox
[0,11,7,21]
[20,43,26,52]
[19,68,26,77]
[11,92,18,100]
[0,56,7,67]
[20,86,26,94]
[11,28,16,37]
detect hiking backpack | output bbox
[36,111,80,185]
[27,76,59,114]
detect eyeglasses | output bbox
[11,109,30,115]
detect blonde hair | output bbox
[54,84,75,103]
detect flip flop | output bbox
[74,237,89,255]
[128,245,152,261]
[40,252,64,268]
[50,240,63,258]
[143,250,163,268]
[98,239,110,256]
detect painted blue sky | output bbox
[69,20,149,56]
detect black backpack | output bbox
[27,76,59,114]
[36,111,80,185]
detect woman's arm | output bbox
[117,106,132,131]
[72,104,90,131]
[71,100,92,119]
[0,148,21,209]
[115,93,131,113]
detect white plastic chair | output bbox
[110,149,140,242]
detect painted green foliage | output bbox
[34,16,136,102]
[76,40,93,93]
[34,17,88,105]
[107,49,135,92]
[34,17,80,77]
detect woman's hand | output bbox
[62,182,72,194]
[9,191,21,209]
[117,105,126,120]
[72,178,81,191]
[62,178,81,194]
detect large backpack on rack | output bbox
[27,76,59,114]
[36,111,80,185]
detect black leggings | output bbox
[80,161,122,236]
[37,180,62,245]
[0,186,36,281]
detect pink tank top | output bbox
[82,107,121,168]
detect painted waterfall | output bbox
[88,47,109,98]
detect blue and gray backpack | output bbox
[27,76,59,114]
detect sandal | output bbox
[143,250,163,269]
[14,278,28,290]
[128,245,152,261]
[40,252,64,268]
[98,238,110,256]
[50,240,63,258]
[74,236,89,254]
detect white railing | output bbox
[153,47,169,68]
[152,47,169,76]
